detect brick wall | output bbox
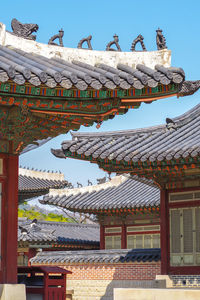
[63,262,161,281]
[57,262,161,300]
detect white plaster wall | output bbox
[0,22,171,69]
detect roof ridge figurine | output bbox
[88,180,92,186]
[131,34,147,51]
[11,18,38,40]
[9,19,169,52]
[97,176,106,184]
[166,117,177,131]
[77,35,93,50]
[156,28,167,50]
[48,28,64,47]
[106,34,121,51]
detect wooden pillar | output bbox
[160,188,169,275]
[121,224,126,249]
[0,154,18,283]
[100,225,105,249]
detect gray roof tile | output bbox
[40,175,159,212]
[18,168,68,202]
[18,218,99,246]
[0,45,185,90]
[30,248,160,264]
[52,103,200,164]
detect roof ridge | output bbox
[48,175,127,197]
[19,167,65,181]
[0,22,172,69]
[70,125,165,138]
[35,219,99,227]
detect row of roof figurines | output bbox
[19,165,110,188]
[10,18,167,51]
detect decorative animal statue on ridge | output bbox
[106,34,121,51]
[11,18,39,40]
[10,19,169,52]
[88,180,92,186]
[67,182,74,189]
[156,28,167,50]
[48,29,64,47]
[77,182,83,188]
[97,177,107,184]
[77,35,93,50]
[131,34,147,51]
[166,118,177,131]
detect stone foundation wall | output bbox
[170,275,200,288]
[67,279,164,300]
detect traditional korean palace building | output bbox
[18,218,99,266]
[18,167,68,203]
[40,175,160,250]
[0,17,199,298]
[45,102,200,289]
[33,177,162,300]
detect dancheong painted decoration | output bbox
[52,103,200,190]
[0,21,199,155]
[0,18,199,285]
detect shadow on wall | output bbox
[100,249,163,300]
[100,276,165,300]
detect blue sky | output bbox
[1,0,200,186]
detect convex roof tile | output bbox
[40,175,159,213]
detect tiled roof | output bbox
[40,175,160,213]
[18,167,68,203]
[0,45,185,90]
[52,102,200,164]
[1,23,199,155]
[30,248,161,264]
[18,218,99,247]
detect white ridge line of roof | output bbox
[19,167,65,181]
[0,22,171,69]
[48,175,127,197]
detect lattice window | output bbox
[153,234,160,248]
[170,210,181,253]
[127,225,160,232]
[105,227,122,233]
[105,235,121,249]
[170,206,200,266]
[144,235,151,248]
[183,209,193,253]
[127,224,160,249]
[169,191,200,203]
[127,234,160,249]
[136,235,143,248]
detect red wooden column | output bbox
[0,154,18,283]
[160,188,170,275]
[100,225,105,249]
[121,224,126,249]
